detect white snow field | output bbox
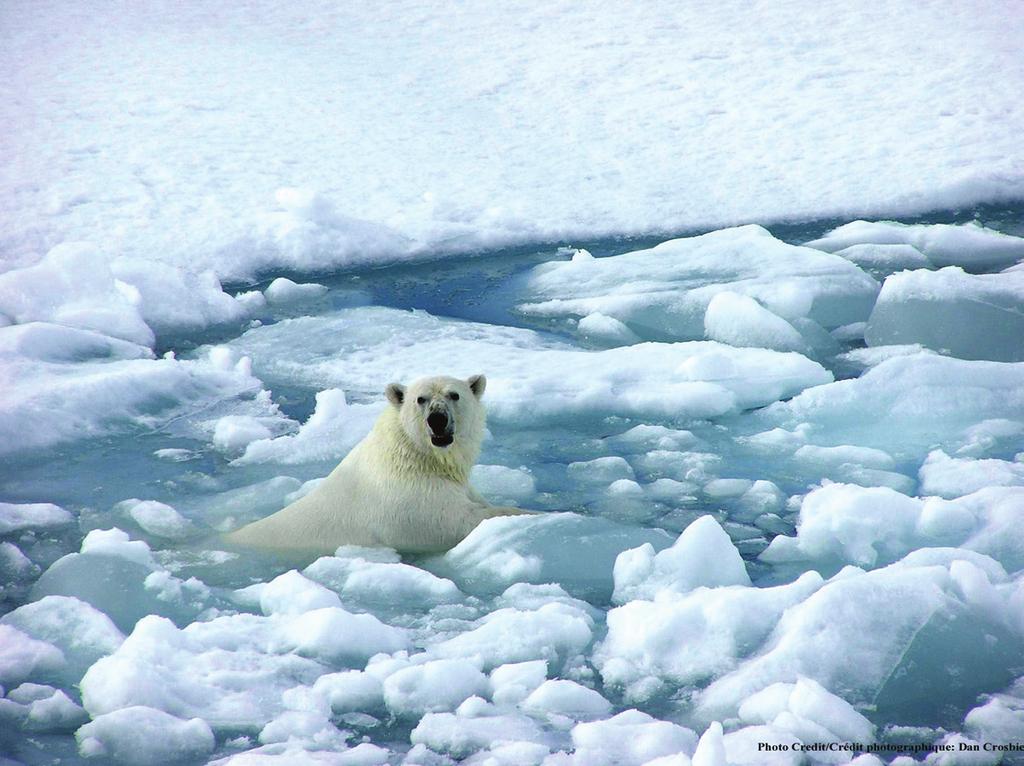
[4,1,1024,764]
[3,1,1024,279]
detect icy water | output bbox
[3,206,1024,765]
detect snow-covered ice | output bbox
[221,305,834,424]
[0,682,88,734]
[4,2,1024,763]
[114,499,194,541]
[76,706,215,766]
[1,595,124,687]
[4,3,1023,280]
[611,515,751,603]
[233,388,380,466]
[0,335,280,456]
[263,278,329,306]
[0,502,72,534]
[518,226,880,343]
[304,548,463,614]
[806,221,1024,272]
[567,709,698,766]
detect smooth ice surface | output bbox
[382,659,488,716]
[252,570,343,615]
[703,292,807,353]
[520,679,612,720]
[428,600,595,673]
[116,499,194,541]
[469,465,537,506]
[410,707,548,760]
[0,244,255,345]
[757,352,1024,460]
[0,244,154,346]
[964,677,1024,745]
[0,624,64,686]
[760,484,930,568]
[831,243,932,279]
[865,266,1024,361]
[433,513,673,601]
[919,451,1024,499]
[489,661,548,708]
[737,677,874,745]
[518,226,879,341]
[0,683,88,734]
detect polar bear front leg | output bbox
[465,485,534,517]
[479,504,535,518]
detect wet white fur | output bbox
[225,374,526,555]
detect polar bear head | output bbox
[385,374,487,457]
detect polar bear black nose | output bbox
[427,411,449,434]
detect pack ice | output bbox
[807,220,1024,363]
[518,226,879,354]
[4,0,1024,757]
[3,217,1024,766]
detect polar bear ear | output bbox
[385,383,406,407]
[467,374,486,399]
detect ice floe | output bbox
[518,226,879,343]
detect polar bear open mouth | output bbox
[430,433,454,447]
[426,409,455,447]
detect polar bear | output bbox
[225,374,528,556]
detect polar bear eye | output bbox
[416,396,427,405]
[448,392,460,401]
